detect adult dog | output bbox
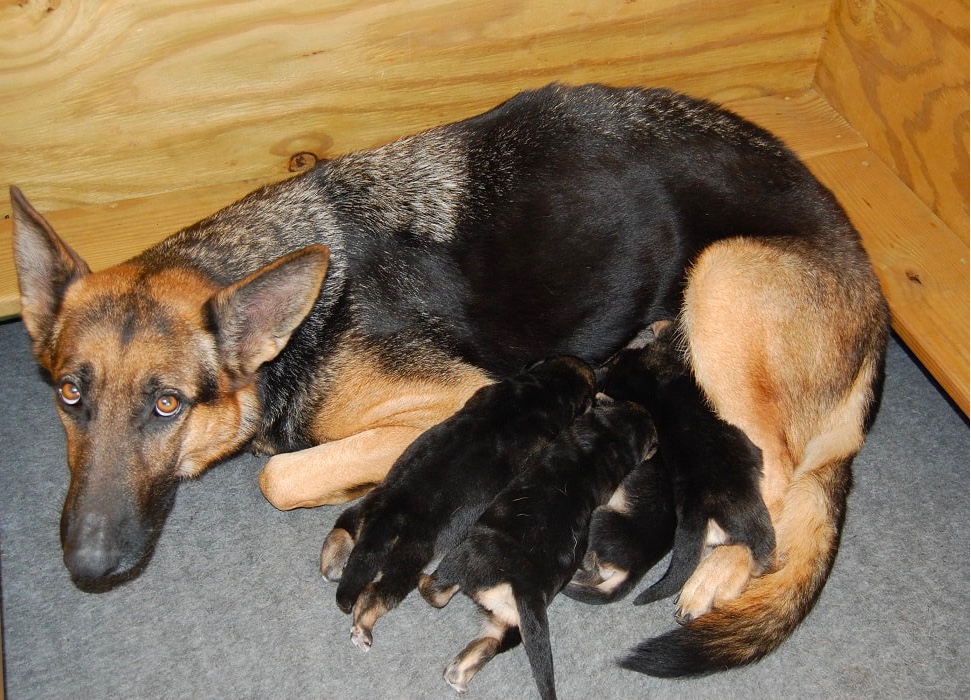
[10,83,888,674]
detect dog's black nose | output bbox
[63,512,123,584]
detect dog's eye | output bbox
[154,394,182,418]
[58,381,81,406]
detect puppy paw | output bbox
[443,635,502,693]
[350,623,373,652]
[320,528,355,582]
[675,544,754,623]
[443,661,470,693]
[347,581,395,652]
[418,573,460,608]
[562,551,630,604]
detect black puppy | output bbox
[570,321,775,619]
[419,396,658,700]
[563,451,676,604]
[319,356,596,650]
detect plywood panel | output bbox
[0,0,834,216]
[0,90,866,319]
[814,0,970,245]
[806,148,970,413]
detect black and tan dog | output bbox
[419,395,658,699]
[568,322,775,635]
[10,83,888,671]
[319,355,595,651]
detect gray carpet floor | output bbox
[1,319,968,699]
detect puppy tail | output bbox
[620,452,852,677]
[516,592,558,700]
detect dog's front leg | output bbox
[258,426,425,509]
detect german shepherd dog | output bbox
[10,83,888,672]
[318,355,595,651]
[419,395,658,699]
[568,321,775,634]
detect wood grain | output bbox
[0,90,867,317]
[806,147,969,414]
[0,0,834,216]
[814,0,970,245]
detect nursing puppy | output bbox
[563,451,677,605]
[320,355,596,651]
[419,396,658,699]
[568,322,774,615]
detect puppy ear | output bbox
[207,245,329,379]
[10,186,91,363]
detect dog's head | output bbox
[10,187,329,591]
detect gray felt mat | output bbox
[1,319,968,699]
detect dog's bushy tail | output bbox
[620,452,852,677]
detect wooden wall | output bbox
[815,0,970,244]
[0,0,835,217]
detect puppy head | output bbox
[526,354,597,413]
[596,319,684,404]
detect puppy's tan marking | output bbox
[320,528,355,582]
[571,551,630,595]
[350,582,392,652]
[444,619,512,694]
[418,573,460,608]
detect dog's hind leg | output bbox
[418,571,462,608]
[628,235,887,671]
[443,585,523,694]
[347,539,436,651]
[633,507,707,606]
[443,618,522,694]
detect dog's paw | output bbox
[675,544,754,623]
[443,660,471,694]
[350,623,373,652]
[443,636,500,694]
[562,551,630,604]
[418,572,460,608]
[320,528,354,582]
[347,581,398,652]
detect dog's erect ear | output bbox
[10,186,92,359]
[207,245,330,379]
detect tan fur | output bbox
[258,338,492,509]
[572,551,630,595]
[350,582,392,651]
[320,528,355,581]
[676,544,757,622]
[46,264,267,487]
[443,620,510,693]
[672,235,884,652]
[418,573,460,608]
[474,583,521,629]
